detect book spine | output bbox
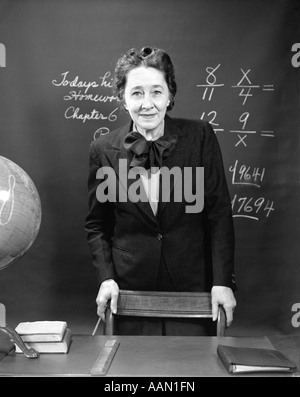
[14,329,72,354]
[216,345,233,373]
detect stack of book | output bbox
[14,321,72,354]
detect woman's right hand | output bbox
[96,279,119,321]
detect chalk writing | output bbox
[93,127,110,140]
[200,111,224,132]
[229,112,275,147]
[197,64,276,222]
[231,194,274,221]
[229,160,265,188]
[63,91,118,103]
[196,64,224,101]
[200,110,275,146]
[52,71,98,93]
[64,106,118,123]
[0,175,15,225]
[196,65,275,146]
[197,66,274,105]
[232,68,274,105]
[99,71,114,88]
[52,70,120,133]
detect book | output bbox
[15,321,67,342]
[15,328,72,354]
[217,344,297,374]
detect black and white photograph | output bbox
[0,0,299,380]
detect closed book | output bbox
[15,321,67,342]
[217,344,297,374]
[15,328,72,354]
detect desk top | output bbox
[0,335,299,377]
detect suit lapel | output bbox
[104,121,158,225]
[157,116,192,217]
[103,116,193,223]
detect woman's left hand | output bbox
[211,286,236,327]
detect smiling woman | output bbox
[123,67,170,140]
[85,46,236,336]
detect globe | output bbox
[0,156,42,271]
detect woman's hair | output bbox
[113,46,177,111]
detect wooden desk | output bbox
[0,335,299,377]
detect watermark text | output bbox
[0,43,6,67]
[95,160,204,214]
[291,43,300,68]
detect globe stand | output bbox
[0,303,39,359]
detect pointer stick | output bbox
[92,317,101,336]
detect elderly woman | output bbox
[85,46,236,335]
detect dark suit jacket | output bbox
[85,115,235,292]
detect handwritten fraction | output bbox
[197,65,275,147]
[197,65,276,221]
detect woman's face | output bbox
[123,66,170,135]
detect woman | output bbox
[85,46,236,335]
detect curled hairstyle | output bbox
[113,46,177,111]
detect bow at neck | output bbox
[123,130,178,172]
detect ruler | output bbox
[90,339,120,376]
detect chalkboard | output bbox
[0,0,299,335]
